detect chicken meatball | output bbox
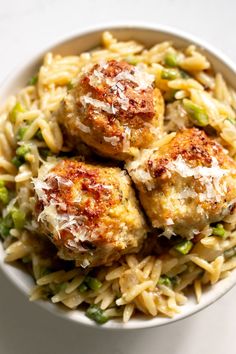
[127,128,236,238]
[33,159,147,267]
[59,60,164,160]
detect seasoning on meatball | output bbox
[126,128,236,238]
[59,60,164,160]
[33,159,147,267]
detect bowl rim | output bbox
[1,22,236,330]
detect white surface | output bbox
[0,0,236,352]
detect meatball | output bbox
[59,60,164,160]
[126,128,236,238]
[33,159,147,267]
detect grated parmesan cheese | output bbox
[80,94,116,114]
[103,135,120,146]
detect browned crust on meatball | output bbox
[35,159,147,267]
[59,60,164,159]
[148,128,235,179]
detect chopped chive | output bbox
[175,240,193,255]
[161,68,179,80]
[78,283,88,293]
[28,75,38,86]
[11,208,26,229]
[86,305,109,324]
[164,53,178,67]
[9,102,25,123]
[84,276,102,291]
[212,223,226,237]
[183,99,209,127]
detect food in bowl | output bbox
[1,31,236,325]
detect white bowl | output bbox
[1,24,236,330]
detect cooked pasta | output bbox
[1,31,236,325]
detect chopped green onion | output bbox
[11,156,24,168]
[0,214,14,238]
[175,240,193,255]
[16,145,30,157]
[9,102,25,123]
[183,99,209,127]
[125,56,139,66]
[161,68,179,80]
[224,247,236,259]
[164,53,178,67]
[17,126,28,141]
[86,305,109,324]
[28,75,38,86]
[78,283,88,293]
[158,275,172,287]
[212,223,226,237]
[84,276,102,291]
[11,208,26,229]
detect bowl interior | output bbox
[1,25,236,329]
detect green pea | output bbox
[125,56,139,66]
[0,214,14,238]
[175,240,193,255]
[11,208,26,229]
[9,102,25,123]
[78,283,88,293]
[161,68,179,80]
[0,186,9,205]
[158,275,172,287]
[212,223,226,237]
[164,53,178,67]
[85,276,102,291]
[183,99,209,127]
[86,305,109,325]
[16,145,30,157]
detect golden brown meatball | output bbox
[126,128,236,238]
[59,60,164,160]
[33,159,147,267]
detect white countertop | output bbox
[0,0,235,353]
